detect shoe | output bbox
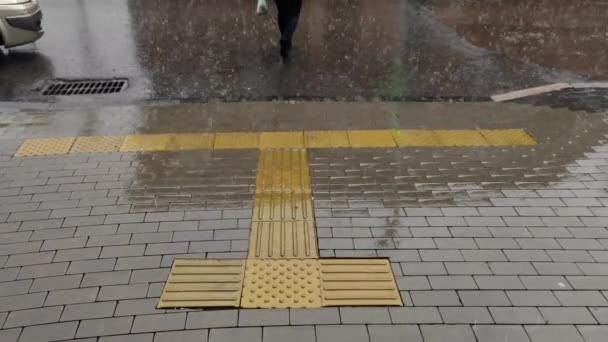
[280,40,291,60]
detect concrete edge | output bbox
[492,81,608,102]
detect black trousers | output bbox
[274,0,303,43]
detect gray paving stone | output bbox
[289,308,340,325]
[131,232,172,244]
[489,262,538,275]
[61,301,116,321]
[539,307,597,324]
[209,328,261,342]
[489,227,532,238]
[91,205,131,216]
[396,276,431,290]
[368,325,422,342]
[516,238,561,250]
[521,276,571,290]
[41,237,87,251]
[158,221,199,232]
[0,292,45,313]
[173,231,213,242]
[462,250,507,262]
[75,224,119,236]
[184,210,221,220]
[439,307,493,323]
[458,290,510,306]
[0,222,20,233]
[130,268,170,284]
[101,245,145,258]
[568,276,608,289]
[559,238,604,250]
[507,291,560,306]
[81,270,131,287]
[410,227,450,237]
[115,298,161,316]
[0,328,20,342]
[555,291,608,306]
[0,279,31,296]
[525,325,584,342]
[548,251,594,263]
[533,262,582,275]
[4,306,63,328]
[339,307,390,324]
[394,238,435,249]
[145,211,184,222]
[99,334,153,342]
[377,250,421,262]
[198,219,238,230]
[489,307,544,324]
[420,250,463,262]
[63,215,106,227]
[429,275,478,289]
[389,307,442,323]
[477,237,521,249]
[420,325,476,342]
[115,256,161,270]
[186,310,238,329]
[506,250,551,262]
[590,307,608,323]
[132,313,186,333]
[31,228,76,241]
[30,274,82,292]
[76,316,134,338]
[19,321,78,342]
[435,238,477,249]
[0,231,31,244]
[445,262,492,275]
[578,263,608,275]
[263,326,315,342]
[410,290,461,306]
[45,287,99,306]
[106,213,145,224]
[98,284,148,301]
[5,251,54,267]
[54,247,100,262]
[18,262,68,279]
[450,227,493,237]
[68,258,116,274]
[474,325,531,342]
[401,262,446,275]
[117,223,158,234]
[189,241,231,253]
[238,309,289,326]
[154,330,209,342]
[145,242,189,255]
[0,267,18,282]
[50,207,91,219]
[529,227,572,238]
[427,217,466,226]
[578,326,608,342]
[316,325,369,342]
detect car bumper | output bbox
[0,2,44,48]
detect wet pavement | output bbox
[2,0,606,103]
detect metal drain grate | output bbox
[41,79,127,96]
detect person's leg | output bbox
[274,0,286,39]
[276,0,302,59]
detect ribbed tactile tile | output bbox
[248,220,318,259]
[70,136,124,153]
[241,259,322,308]
[435,130,489,146]
[256,149,311,195]
[393,130,439,147]
[319,259,403,307]
[252,193,314,222]
[157,259,245,308]
[15,137,75,157]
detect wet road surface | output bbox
[1,0,606,103]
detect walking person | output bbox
[274,0,303,61]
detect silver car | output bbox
[0,0,43,48]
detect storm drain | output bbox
[40,78,127,96]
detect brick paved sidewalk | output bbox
[1,101,608,342]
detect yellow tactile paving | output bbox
[241,259,322,308]
[253,193,314,222]
[480,129,537,146]
[15,137,75,157]
[249,221,318,259]
[347,130,397,148]
[120,134,172,152]
[256,149,311,195]
[393,130,440,147]
[15,129,538,157]
[319,259,403,307]
[435,130,490,146]
[305,131,350,148]
[157,259,246,308]
[214,132,260,149]
[259,132,305,149]
[70,136,125,153]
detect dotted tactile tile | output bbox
[256,149,311,195]
[70,136,125,153]
[157,259,245,308]
[249,220,318,259]
[241,259,322,308]
[15,137,75,157]
[319,259,403,307]
[480,129,537,146]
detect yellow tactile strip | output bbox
[241,259,322,308]
[249,221,318,259]
[157,259,246,309]
[158,148,403,309]
[14,128,536,156]
[319,259,403,306]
